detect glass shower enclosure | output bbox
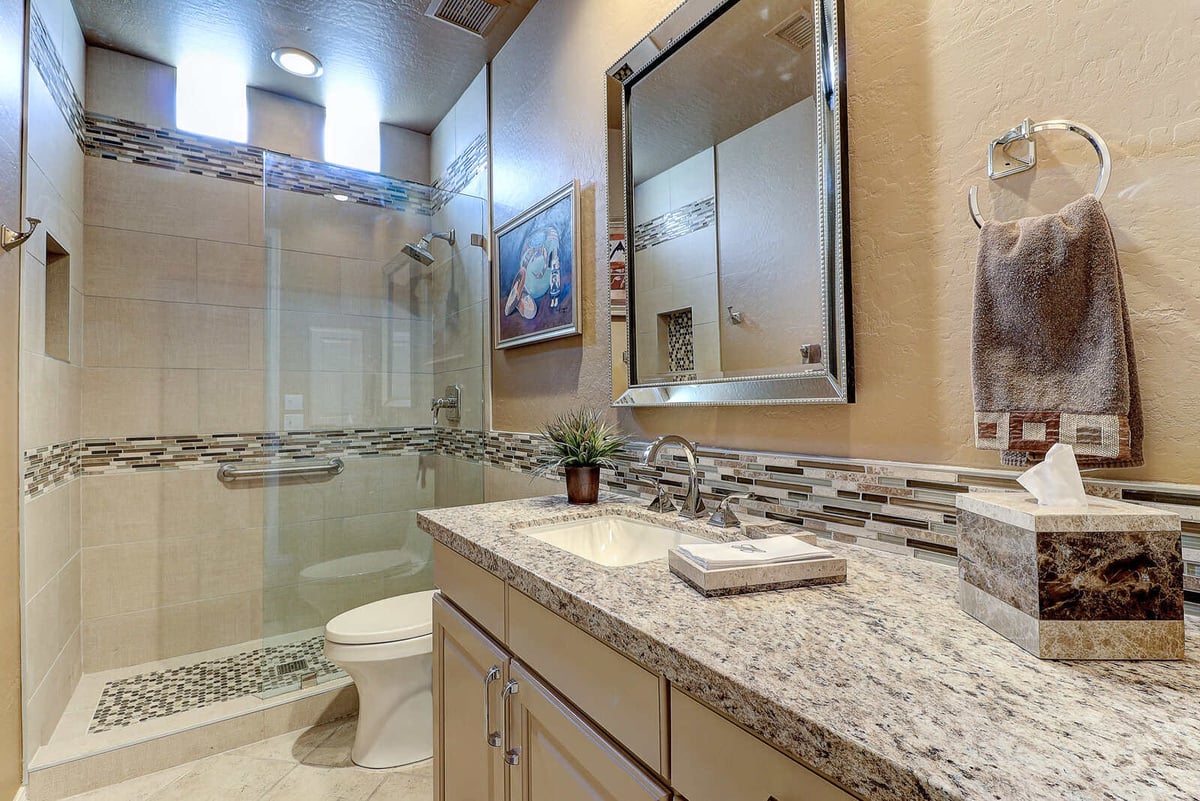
[257,152,487,694]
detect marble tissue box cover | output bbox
[955,492,1183,660]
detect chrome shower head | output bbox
[402,241,435,266]
[400,229,455,267]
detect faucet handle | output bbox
[646,481,676,513]
[708,492,754,528]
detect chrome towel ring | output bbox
[968,118,1112,228]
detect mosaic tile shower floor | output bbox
[90,636,343,734]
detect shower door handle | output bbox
[483,665,502,747]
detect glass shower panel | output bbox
[259,153,486,695]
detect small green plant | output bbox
[535,407,628,475]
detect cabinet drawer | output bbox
[671,688,858,801]
[507,587,665,775]
[433,541,505,642]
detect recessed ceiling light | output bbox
[271,47,323,78]
[329,193,350,202]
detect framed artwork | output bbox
[493,181,581,349]
[608,222,626,318]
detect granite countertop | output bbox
[417,494,1200,801]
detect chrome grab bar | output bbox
[216,458,344,483]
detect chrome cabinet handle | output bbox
[483,665,501,747]
[501,679,520,766]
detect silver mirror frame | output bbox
[607,0,854,407]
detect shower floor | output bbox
[33,631,350,770]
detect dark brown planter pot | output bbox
[565,466,600,505]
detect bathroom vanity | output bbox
[419,495,1200,801]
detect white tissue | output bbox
[1017,443,1088,506]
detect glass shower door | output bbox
[258,153,486,695]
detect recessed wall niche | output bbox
[43,233,70,362]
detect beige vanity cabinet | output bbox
[505,662,671,801]
[432,542,863,801]
[433,593,669,801]
[432,595,507,801]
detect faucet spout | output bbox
[641,434,705,519]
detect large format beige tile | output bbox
[197,241,267,308]
[82,468,264,546]
[196,304,264,370]
[25,625,81,755]
[85,158,252,244]
[82,367,199,437]
[370,769,434,800]
[24,553,81,686]
[197,369,266,432]
[144,755,292,801]
[85,46,177,128]
[85,226,198,303]
[261,764,386,801]
[21,249,47,355]
[60,763,192,801]
[83,296,197,369]
[81,590,262,671]
[23,481,76,598]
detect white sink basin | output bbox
[521,515,707,567]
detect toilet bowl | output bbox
[323,589,437,769]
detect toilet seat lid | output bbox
[325,589,436,645]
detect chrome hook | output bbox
[2,217,40,252]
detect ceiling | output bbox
[629,0,814,184]
[70,0,537,133]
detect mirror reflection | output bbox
[611,0,853,406]
[630,0,821,383]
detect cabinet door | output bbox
[433,594,509,801]
[505,661,671,801]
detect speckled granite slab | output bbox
[957,493,1183,660]
[418,494,1200,801]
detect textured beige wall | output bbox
[491,0,1200,484]
[0,0,24,788]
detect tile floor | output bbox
[59,716,432,801]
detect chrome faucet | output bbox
[431,385,461,425]
[641,435,705,519]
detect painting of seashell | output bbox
[504,266,527,316]
[518,292,537,319]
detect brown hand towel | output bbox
[971,194,1143,469]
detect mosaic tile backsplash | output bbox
[25,425,1200,597]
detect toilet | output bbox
[323,589,437,769]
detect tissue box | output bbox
[956,492,1183,660]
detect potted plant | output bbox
[536,408,627,505]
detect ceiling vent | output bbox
[765,10,814,53]
[425,0,509,37]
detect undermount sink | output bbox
[521,515,707,567]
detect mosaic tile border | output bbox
[27,425,1200,596]
[86,114,438,216]
[89,635,339,734]
[29,5,86,149]
[29,13,454,216]
[633,196,716,252]
[23,439,81,499]
[474,429,1200,599]
[432,131,488,211]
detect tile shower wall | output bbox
[632,149,720,380]
[429,67,490,434]
[715,100,822,373]
[67,46,444,671]
[20,0,86,758]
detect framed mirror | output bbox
[607,0,853,406]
